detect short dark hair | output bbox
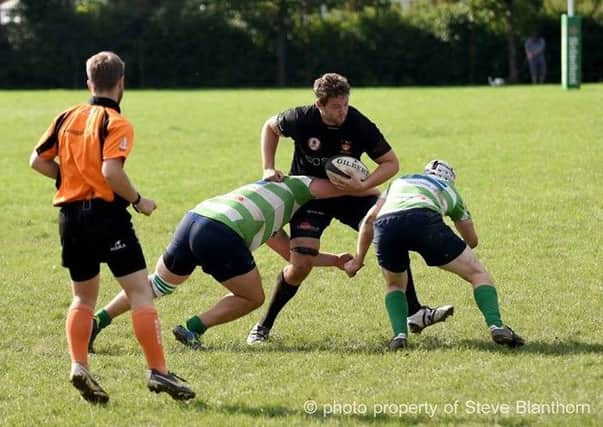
[313,73,350,105]
[86,51,125,92]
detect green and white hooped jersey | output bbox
[378,174,471,222]
[190,176,314,251]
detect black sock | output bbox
[405,266,422,315]
[260,270,299,329]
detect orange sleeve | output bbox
[102,116,134,161]
[35,112,66,160]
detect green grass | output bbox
[0,85,601,426]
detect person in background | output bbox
[525,33,546,84]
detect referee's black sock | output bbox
[405,266,422,315]
[260,270,299,329]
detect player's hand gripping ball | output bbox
[324,155,370,184]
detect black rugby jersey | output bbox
[276,105,391,178]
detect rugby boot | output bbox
[407,305,454,334]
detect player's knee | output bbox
[467,265,492,285]
[250,288,265,309]
[287,262,313,281]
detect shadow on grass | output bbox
[92,336,603,357]
[186,339,391,355]
[180,336,603,356]
[416,336,603,355]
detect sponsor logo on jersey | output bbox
[119,136,129,150]
[307,137,321,151]
[298,221,319,231]
[304,154,330,167]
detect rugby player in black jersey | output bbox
[247,73,454,344]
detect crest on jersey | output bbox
[307,137,321,151]
[340,140,352,153]
[118,136,129,151]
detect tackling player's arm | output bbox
[265,229,353,271]
[309,177,380,199]
[344,197,386,277]
[454,219,478,248]
[261,115,285,182]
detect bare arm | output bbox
[344,197,386,277]
[309,178,381,199]
[364,150,399,189]
[454,219,478,248]
[265,229,353,271]
[330,149,399,193]
[102,158,156,216]
[261,116,285,181]
[29,150,59,179]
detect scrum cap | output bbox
[424,159,456,183]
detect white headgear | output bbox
[424,159,456,183]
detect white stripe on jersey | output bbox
[224,192,264,221]
[398,178,454,214]
[249,224,265,251]
[202,200,243,222]
[395,191,440,211]
[254,184,290,230]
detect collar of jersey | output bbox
[89,96,121,113]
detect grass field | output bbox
[0,85,601,426]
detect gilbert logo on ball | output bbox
[325,155,370,182]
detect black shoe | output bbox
[388,333,407,351]
[88,317,101,354]
[172,325,202,350]
[490,325,525,348]
[70,363,109,405]
[407,305,454,334]
[147,369,195,401]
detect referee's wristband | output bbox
[132,193,142,212]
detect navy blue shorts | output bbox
[290,195,379,239]
[162,212,256,283]
[374,209,466,273]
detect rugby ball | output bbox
[324,155,370,182]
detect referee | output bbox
[29,51,194,404]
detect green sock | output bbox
[385,290,408,336]
[186,315,208,335]
[95,309,112,330]
[473,285,503,327]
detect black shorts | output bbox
[59,200,146,282]
[289,195,379,239]
[374,208,466,273]
[162,212,256,283]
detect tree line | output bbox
[1,0,602,88]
